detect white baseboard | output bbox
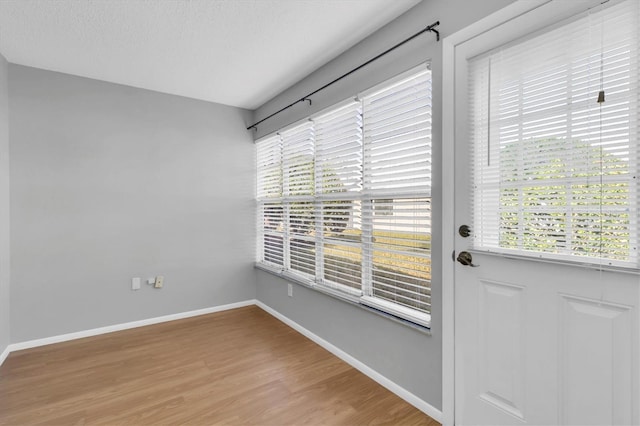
[7,299,256,353]
[0,344,9,366]
[255,301,444,423]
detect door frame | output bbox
[441,2,551,424]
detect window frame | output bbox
[256,64,433,328]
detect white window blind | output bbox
[363,69,433,196]
[315,102,364,294]
[260,202,284,267]
[281,122,316,278]
[469,0,639,269]
[257,135,284,267]
[315,101,363,196]
[256,134,282,200]
[256,64,432,327]
[282,122,315,198]
[288,201,315,277]
[361,68,432,322]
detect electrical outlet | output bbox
[132,277,141,291]
[154,276,164,289]
[287,283,293,297]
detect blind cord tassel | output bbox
[597,89,605,103]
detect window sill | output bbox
[470,249,640,275]
[254,262,432,335]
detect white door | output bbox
[450,1,640,424]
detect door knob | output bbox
[457,251,479,267]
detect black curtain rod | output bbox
[247,20,440,131]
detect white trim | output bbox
[469,249,640,275]
[441,31,457,426]
[7,300,256,352]
[360,296,430,328]
[255,300,443,423]
[0,344,9,366]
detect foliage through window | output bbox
[256,65,432,326]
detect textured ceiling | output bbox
[0,0,421,109]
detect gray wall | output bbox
[0,54,10,353]
[254,0,514,410]
[9,65,256,342]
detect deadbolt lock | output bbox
[459,225,471,238]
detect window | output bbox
[256,65,432,326]
[469,0,639,269]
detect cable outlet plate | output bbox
[154,276,164,289]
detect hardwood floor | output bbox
[0,306,439,425]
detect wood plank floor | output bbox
[0,306,439,425]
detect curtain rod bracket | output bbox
[429,25,440,41]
